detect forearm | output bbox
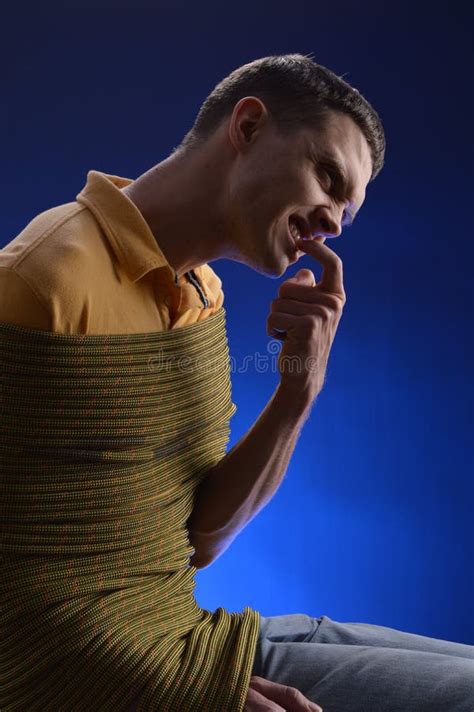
[187,383,314,567]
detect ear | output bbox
[227,96,269,152]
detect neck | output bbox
[122,144,232,279]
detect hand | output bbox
[244,675,323,711]
[267,238,346,405]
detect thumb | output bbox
[293,268,316,286]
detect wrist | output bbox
[273,381,316,422]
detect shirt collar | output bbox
[76,170,176,283]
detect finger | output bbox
[279,278,346,307]
[271,294,343,316]
[266,311,300,339]
[250,676,323,712]
[267,308,334,339]
[279,281,346,306]
[294,237,344,296]
[278,270,317,301]
[246,684,286,711]
[293,268,317,287]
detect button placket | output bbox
[185,270,209,308]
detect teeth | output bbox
[289,220,301,239]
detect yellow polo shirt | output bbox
[0,170,224,334]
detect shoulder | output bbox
[0,202,106,332]
[0,201,100,279]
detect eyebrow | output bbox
[317,153,359,225]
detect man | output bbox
[1,54,473,711]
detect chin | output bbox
[261,256,291,279]
[241,239,293,278]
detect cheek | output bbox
[280,169,317,204]
[236,172,270,220]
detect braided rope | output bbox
[0,308,260,711]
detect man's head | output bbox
[127,54,385,280]
[168,53,384,277]
[175,53,384,181]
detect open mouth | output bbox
[289,214,312,240]
[287,215,328,250]
[288,215,311,251]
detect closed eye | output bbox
[319,166,337,190]
[318,165,355,227]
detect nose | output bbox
[317,214,342,239]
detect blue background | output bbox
[2,3,472,645]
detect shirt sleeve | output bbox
[0,267,52,331]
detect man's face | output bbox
[226,106,373,277]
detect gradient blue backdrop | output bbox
[2,2,472,645]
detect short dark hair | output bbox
[174,53,385,181]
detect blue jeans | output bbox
[250,613,474,712]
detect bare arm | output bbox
[187,382,312,569]
[188,240,345,569]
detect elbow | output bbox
[188,541,213,570]
[190,555,213,570]
[189,544,228,570]
[188,528,237,570]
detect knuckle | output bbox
[324,295,341,311]
[322,292,345,312]
[285,686,303,703]
[315,305,332,321]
